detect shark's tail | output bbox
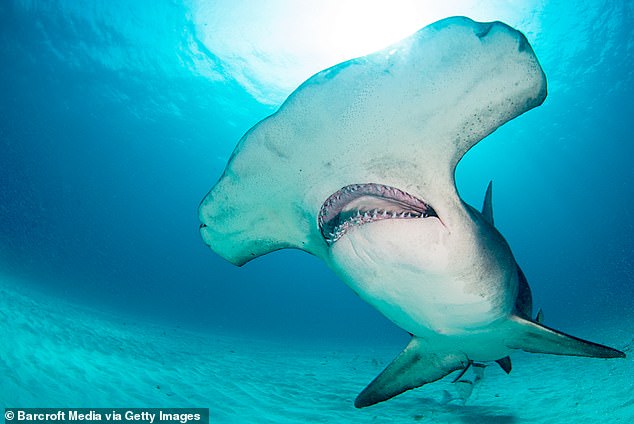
[506,315,626,358]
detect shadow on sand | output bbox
[410,397,518,424]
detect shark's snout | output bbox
[198,221,211,247]
[198,193,213,246]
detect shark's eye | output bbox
[318,183,437,245]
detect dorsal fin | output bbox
[535,308,544,323]
[481,180,494,225]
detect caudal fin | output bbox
[355,337,467,408]
[507,315,625,358]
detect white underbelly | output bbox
[330,254,499,335]
[326,219,516,337]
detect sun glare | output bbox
[323,1,462,59]
[192,0,539,104]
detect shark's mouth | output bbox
[318,183,438,245]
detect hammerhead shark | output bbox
[199,17,625,407]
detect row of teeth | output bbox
[324,209,432,244]
[355,209,428,219]
[319,183,429,224]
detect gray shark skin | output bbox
[198,17,625,408]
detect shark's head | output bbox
[198,17,546,268]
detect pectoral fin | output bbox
[507,315,625,358]
[355,337,468,408]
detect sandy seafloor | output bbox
[1,277,632,424]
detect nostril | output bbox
[199,223,207,229]
[475,22,493,39]
[517,33,529,53]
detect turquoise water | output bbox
[2,278,632,422]
[1,1,633,422]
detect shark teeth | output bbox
[318,183,438,245]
